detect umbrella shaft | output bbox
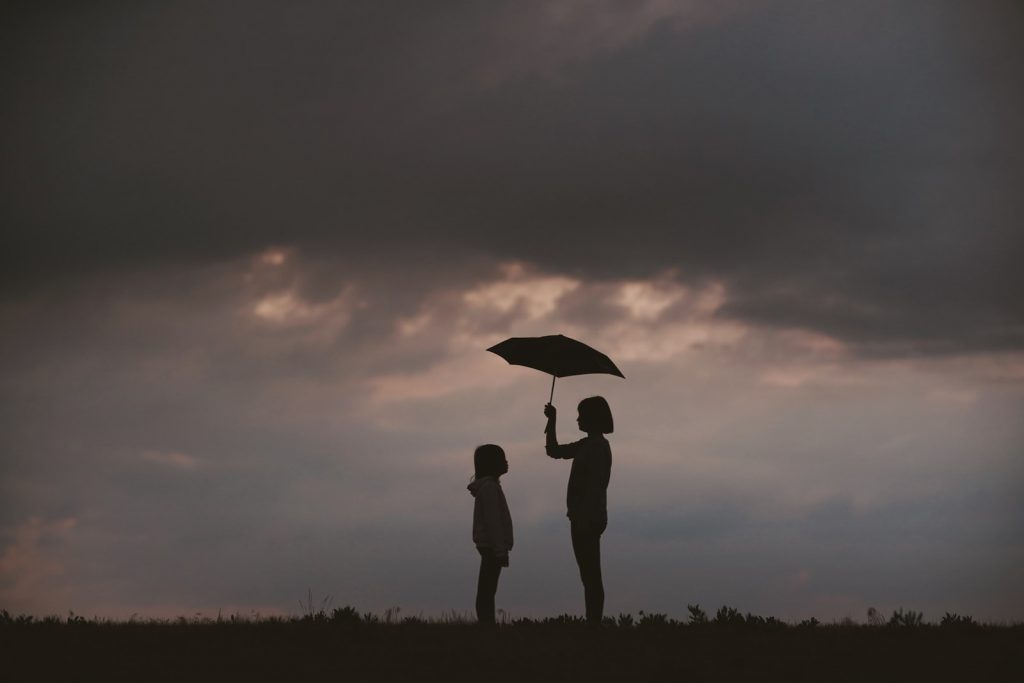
[549,375,556,404]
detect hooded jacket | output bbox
[467,476,514,556]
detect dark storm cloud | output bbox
[3,1,1022,354]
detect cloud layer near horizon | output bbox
[2,1,1023,621]
[2,252,1022,620]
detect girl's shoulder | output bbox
[589,436,612,457]
[469,476,499,496]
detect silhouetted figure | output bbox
[544,397,613,625]
[468,444,513,626]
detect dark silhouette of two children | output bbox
[469,396,614,626]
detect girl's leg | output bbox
[475,548,502,625]
[570,521,605,624]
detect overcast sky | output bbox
[2,0,1022,622]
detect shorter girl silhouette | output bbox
[467,444,513,625]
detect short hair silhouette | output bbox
[474,444,506,478]
[578,396,613,434]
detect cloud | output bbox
[462,263,580,321]
[468,0,746,84]
[1,254,1021,619]
[614,279,685,321]
[2,1,1021,356]
[140,450,203,471]
[0,2,1022,620]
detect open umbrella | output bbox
[487,334,625,404]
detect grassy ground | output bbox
[3,609,1022,682]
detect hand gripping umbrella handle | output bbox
[544,375,556,434]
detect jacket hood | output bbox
[467,476,496,497]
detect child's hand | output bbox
[497,552,509,567]
[543,403,557,419]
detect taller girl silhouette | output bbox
[543,396,613,624]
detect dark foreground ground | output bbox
[3,611,1022,682]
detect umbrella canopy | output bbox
[487,334,624,406]
[487,334,625,379]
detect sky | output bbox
[2,0,1023,622]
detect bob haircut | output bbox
[578,396,614,434]
[474,444,506,479]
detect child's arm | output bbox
[480,482,511,560]
[545,404,586,459]
[544,403,572,458]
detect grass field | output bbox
[3,607,1022,682]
